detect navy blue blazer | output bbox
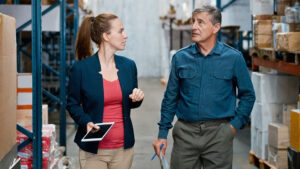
[66,52,142,154]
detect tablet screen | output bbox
[81,122,114,142]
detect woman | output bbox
[67,13,144,169]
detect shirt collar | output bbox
[191,41,223,56]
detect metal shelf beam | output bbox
[252,57,300,76]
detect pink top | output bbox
[98,78,124,149]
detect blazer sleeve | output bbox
[129,60,143,109]
[66,62,92,127]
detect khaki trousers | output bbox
[79,147,134,169]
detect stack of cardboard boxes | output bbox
[17,73,48,126]
[251,0,300,52]
[250,72,300,163]
[268,123,289,169]
[0,13,17,168]
[253,16,273,48]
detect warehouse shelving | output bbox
[251,48,300,76]
[249,0,300,168]
[249,0,300,77]
[0,0,79,168]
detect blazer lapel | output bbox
[91,53,104,122]
[115,55,129,109]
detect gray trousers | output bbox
[170,119,234,169]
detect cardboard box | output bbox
[254,20,273,35]
[276,32,300,52]
[17,73,32,109]
[283,104,297,130]
[298,94,300,109]
[17,73,32,88]
[268,145,288,169]
[0,13,17,161]
[253,15,274,20]
[288,146,300,169]
[290,109,300,151]
[268,122,289,149]
[277,1,292,16]
[16,104,48,126]
[254,34,273,48]
[289,23,300,32]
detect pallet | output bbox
[250,47,300,64]
[278,51,300,65]
[249,150,277,169]
[250,47,276,61]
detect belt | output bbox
[178,118,230,128]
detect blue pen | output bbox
[151,144,164,160]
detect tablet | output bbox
[81,122,114,142]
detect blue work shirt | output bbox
[158,41,256,139]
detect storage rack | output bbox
[0,0,79,168]
[250,0,300,76]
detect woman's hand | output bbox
[129,88,144,102]
[86,122,100,133]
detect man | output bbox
[153,5,255,169]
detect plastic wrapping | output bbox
[251,102,283,131]
[17,124,57,169]
[251,72,300,104]
[251,127,268,160]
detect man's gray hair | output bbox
[192,5,222,25]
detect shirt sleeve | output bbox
[158,55,180,139]
[230,53,256,130]
[66,62,92,128]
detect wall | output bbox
[0,5,60,31]
[86,0,162,77]
[84,0,252,77]
[220,0,252,31]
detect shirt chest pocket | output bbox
[178,67,199,96]
[179,69,195,79]
[211,71,233,95]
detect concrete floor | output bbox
[51,78,257,169]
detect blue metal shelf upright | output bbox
[0,0,80,168]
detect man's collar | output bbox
[192,41,222,56]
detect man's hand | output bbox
[87,122,100,133]
[153,138,167,157]
[129,88,144,102]
[230,124,236,136]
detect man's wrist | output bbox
[158,129,169,139]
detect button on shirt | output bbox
[158,42,256,139]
